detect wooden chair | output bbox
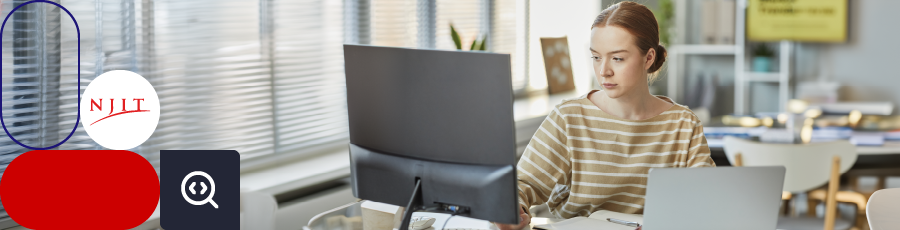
[866,188,900,229]
[844,168,900,196]
[723,136,861,230]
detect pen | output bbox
[606,218,641,228]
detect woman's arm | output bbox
[516,107,573,213]
[497,107,572,230]
[685,123,715,168]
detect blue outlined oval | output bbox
[1,0,80,150]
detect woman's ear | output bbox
[644,48,656,71]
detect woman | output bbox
[497,2,714,230]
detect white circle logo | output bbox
[79,70,160,150]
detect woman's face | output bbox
[589,26,655,99]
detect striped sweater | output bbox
[517,90,715,218]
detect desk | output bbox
[304,201,563,230]
[852,141,900,170]
[857,141,900,155]
[513,90,587,121]
[709,140,900,168]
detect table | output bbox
[304,201,564,230]
[709,140,900,167]
[856,141,900,155]
[852,141,900,170]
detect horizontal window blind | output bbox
[270,0,348,157]
[368,0,420,48]
[56,0,136,154]
[493,0,528,93]
[361,0,529,93]
[435,0,484,50]
[3,0,354,171]
[0,0,64,221]
[141,0,277,162]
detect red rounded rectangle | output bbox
[0,150,159,229]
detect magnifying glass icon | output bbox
[180,171,218,209]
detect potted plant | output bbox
[752,44,774,72]
[652,0,673,46]
[451,23,487,51]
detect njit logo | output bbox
[89,98,149,126]
[80,70,160,150]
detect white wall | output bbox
[528,0,603,93]
[794,0,900,115]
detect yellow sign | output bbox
[747,0,847,42]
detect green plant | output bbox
[652,0,674,45]
[753,44,775,57]
[450,23,487,51]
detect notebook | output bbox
[533,210,643,230]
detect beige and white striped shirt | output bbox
[517,90,715,218]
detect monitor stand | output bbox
[350,143,517,226]
[398,179,423,230]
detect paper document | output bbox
[409,212,496,230]
[534,210,643,230]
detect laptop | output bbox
[642,166,786,230]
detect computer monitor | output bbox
[343,44,519,228]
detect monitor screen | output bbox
[344,45,516,166]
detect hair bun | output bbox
[649,44,667,73]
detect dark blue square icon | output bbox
[161,150,239,230]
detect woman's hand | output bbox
[494,205,531,230]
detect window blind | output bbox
[270,0,349,158]
[1,0,54,170]
[361,0,528,94]
[492,0,528,93]
[55,0,139,154]
[368,0,421,48]
[140,0,277,162]
[3,0,354,169]
[0,0,64,223]
[435,0,484,50]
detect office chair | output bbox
[723,136,862,230]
